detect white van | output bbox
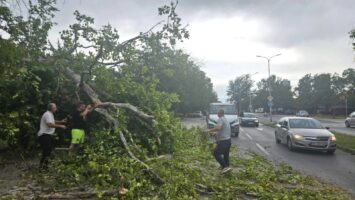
[206,103,240,137]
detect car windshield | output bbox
[243,113,256,118]
[209,105,236,115]
[289,119,324,129]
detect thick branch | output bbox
[99,60,124,66]
[100,102,154,121]
[59,66,101,103]
[60,66,155,120]
[120,20,164,46]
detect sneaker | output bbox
[221,167,232,174]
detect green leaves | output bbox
[350,29,355,51]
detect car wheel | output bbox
[287,137,294,151]
[327,149,336,154]
[275,133,281,144]
[256,123,259,127]
[345,121,350,128]
[234,132,239,137]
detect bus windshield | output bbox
[209,104,237,115]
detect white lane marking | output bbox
[257,128,263,131]
[245,133,253,140]
[240,127,244,132]
[256,143,270,156]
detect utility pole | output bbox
[256,54,281,122]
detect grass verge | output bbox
[311,114,345,119]
[260,121,277,128]
[332,132,355,154]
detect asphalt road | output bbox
[259,114,355,136]
[181,117,355,196]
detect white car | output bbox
[296,110,309,117]
[345,111,355,127]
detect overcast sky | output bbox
[49,0,355,102]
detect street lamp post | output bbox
[256,53,281,122]
[248,72,258,113]
[249,93,253,112]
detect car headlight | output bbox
[254,119,259,122]
[330,134,336,141]
[231,119,239,125]
[293,134,304,140]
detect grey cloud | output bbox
[179,0,355,48]
[52,0,355,48]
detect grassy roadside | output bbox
[260,122,355,155]
[310,114,345,120]
[260,121,277,128]
[332,132,355,154]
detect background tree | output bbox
[136,48,217,114]
[312,73,336,112]
[350,29,355,51]
[294,74,314,112]
[253,75,294,112]
[227,74,253,114]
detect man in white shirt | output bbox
[38,103,66,170]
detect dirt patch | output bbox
[0,153,39,198]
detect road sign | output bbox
[267,95,274,101]
[267,101,273,107]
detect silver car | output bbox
[296,110,309,117]
[345,111,355,128]
[275,117,336,154]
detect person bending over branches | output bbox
[69,102,99,151]
[207,109,232,174]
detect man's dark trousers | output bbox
[214,138,231,168]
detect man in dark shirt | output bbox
[69,102,97,150]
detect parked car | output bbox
[186,111,203,118]
[206,103,239,137]
[345,111,355,127]
[240,112,259,127]
[255,108,264,113]
[296,110,309,117]
[284,109,296,115]
[275,117,336,154]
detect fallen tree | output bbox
[59,66,165,184]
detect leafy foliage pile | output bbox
[11,127,349,199]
